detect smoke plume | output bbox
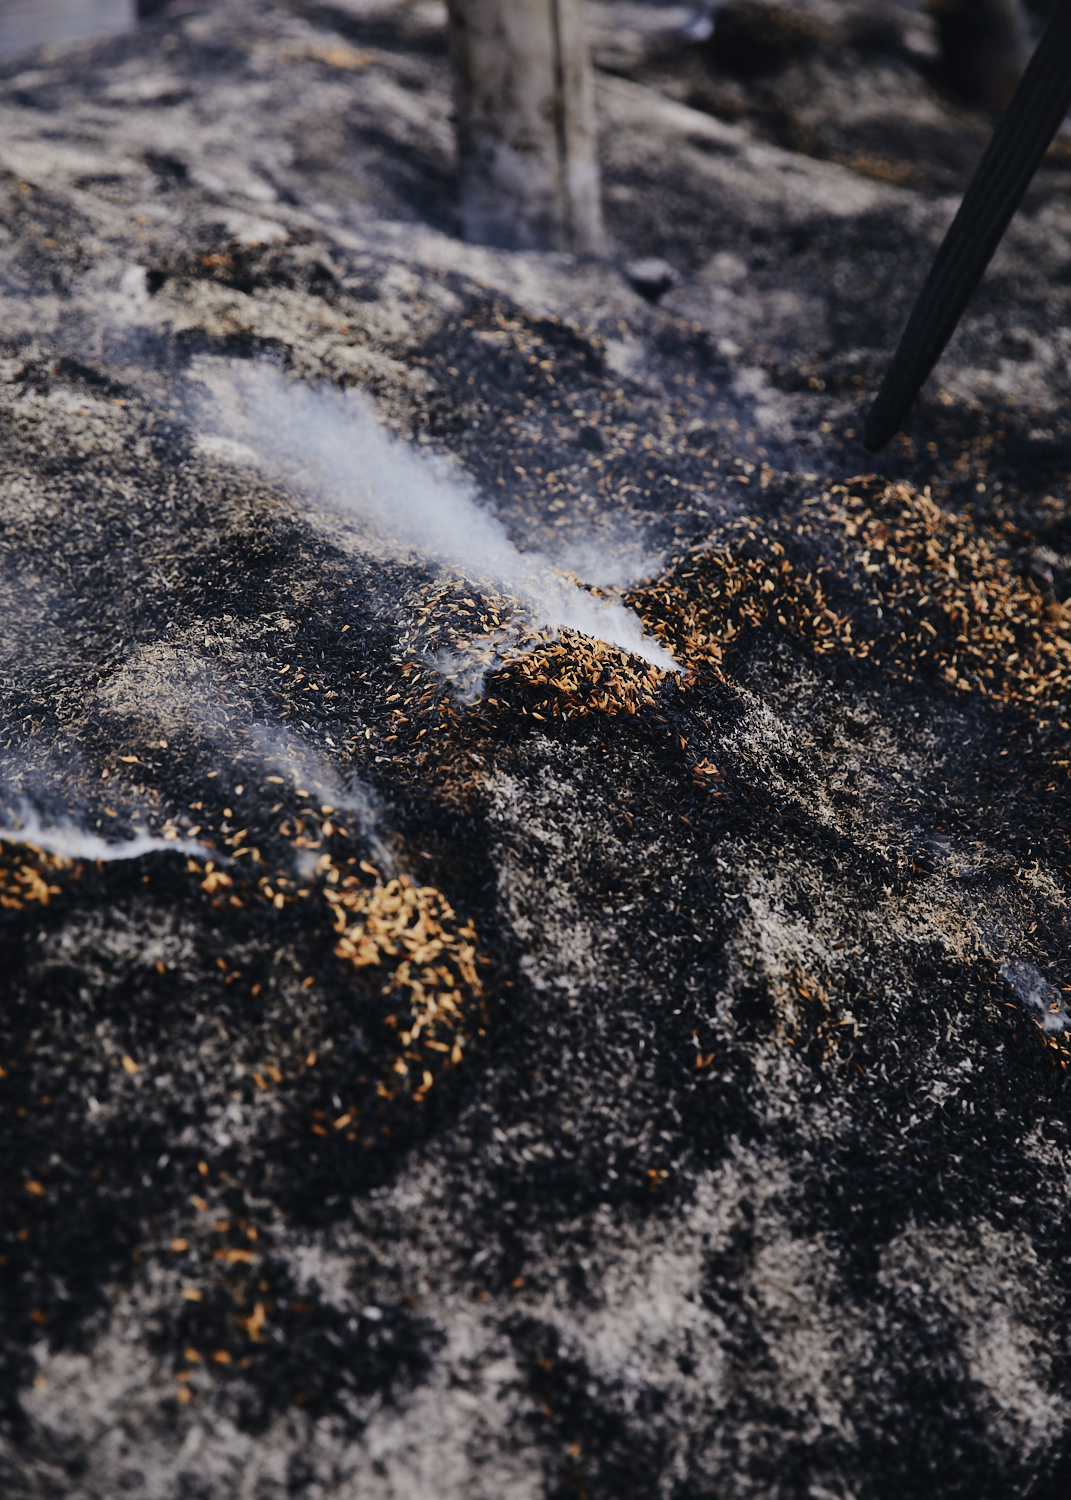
[194,362,678,673]
[0,805,210,863]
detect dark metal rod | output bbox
[863,0,1071,451]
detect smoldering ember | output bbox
[4,1,1071,1495]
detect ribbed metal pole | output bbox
[864,0,1071,451]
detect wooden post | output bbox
[445,0,604,253]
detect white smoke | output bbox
[0,805,210,863]
[246,723,393,872]
[193,362,677,672]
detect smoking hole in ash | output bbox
[194,363,678,680]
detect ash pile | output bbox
[2,2,1071,1497]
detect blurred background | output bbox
[0,0,209,59]
[0,0,1056,109]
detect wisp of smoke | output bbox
[197,363,677,672]
[0,805,211,863]
[246,723,393,872]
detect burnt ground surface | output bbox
[2,2,1071,1497]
